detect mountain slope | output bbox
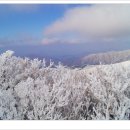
[81,49,130,65]
[0,51,130,120]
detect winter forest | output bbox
[1,4,130,121]
[0,50,130,120]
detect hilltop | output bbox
[81,49,130,66]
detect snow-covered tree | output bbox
[0,50,130,120]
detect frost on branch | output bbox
[0,50,130,120]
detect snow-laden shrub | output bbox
[0,50,130,120]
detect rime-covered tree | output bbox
[0,50,130,120]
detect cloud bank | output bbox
[43,4,130,44]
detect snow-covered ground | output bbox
[81,49,130,65]
[0,50,130,120]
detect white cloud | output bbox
[44,4,130,44]
[42,37,85,45]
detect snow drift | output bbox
[0,50,130,120]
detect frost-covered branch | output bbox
[0,50,130,120]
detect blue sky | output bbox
[0,4,84,39]
[0,4,130,63]
[0,4,62,38]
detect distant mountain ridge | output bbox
[81,49,130,66]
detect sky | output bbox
[0,4,130,64]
